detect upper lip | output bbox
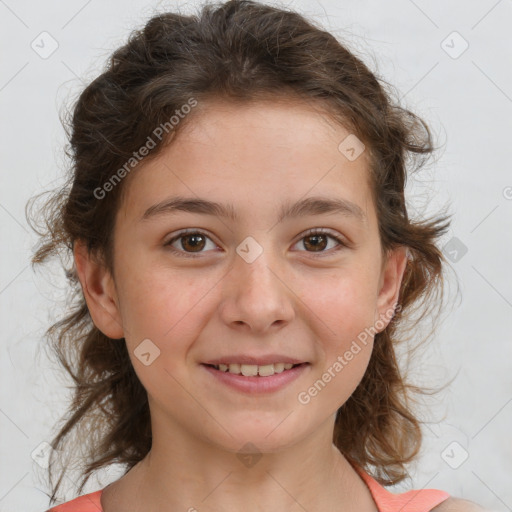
[202,355,308,366]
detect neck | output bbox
[102,428,376,512]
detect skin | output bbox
[432,498,488,511]
[74,98,409,512]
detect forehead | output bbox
[118,98,375,227]
[175,96,360,156]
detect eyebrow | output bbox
[141,195,366,223]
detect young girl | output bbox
[29,0,486,510]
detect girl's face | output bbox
[79,98,407,456]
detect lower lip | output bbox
[201,363,310,394]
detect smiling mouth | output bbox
[203,362,307,377]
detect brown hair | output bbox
[27,0,452,505]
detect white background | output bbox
[1,0,511,510]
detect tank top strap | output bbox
[351,463,450,512]
[46,489,103,512]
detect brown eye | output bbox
[302,233,329,252]
[165,230,217,258]
[165,228,347,259]
[293,229,346,256]
[179,233,207,252]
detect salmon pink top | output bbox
[46,464,450,512]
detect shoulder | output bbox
[431,496,490,511]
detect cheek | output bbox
[116,261,214,342]
[115,264,227,400]
[297,287,375,415]
[296,266,378,400]
[115,267,211,406]
[301,263,380,339]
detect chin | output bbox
[204,422,305,456]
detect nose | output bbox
[218,246,296,334]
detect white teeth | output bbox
[273,363,285,373]
[228,363,240,374]
[258,364,275,377]
[241,364,258,377]
[212,362,300,376]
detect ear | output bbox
[73,239,124,339]
[374,246,409,331]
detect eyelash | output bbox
[164,228,347,259]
